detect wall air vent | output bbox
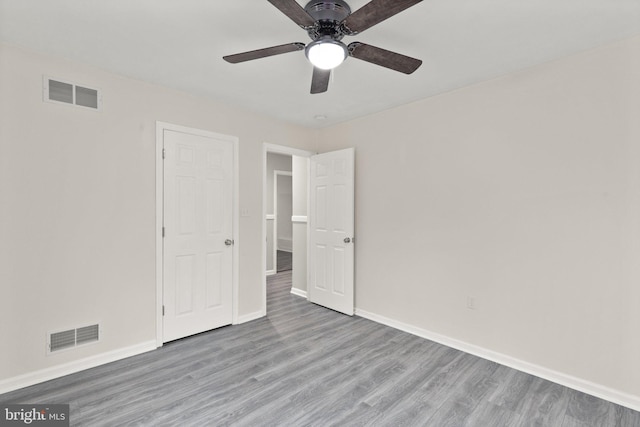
[43,76,101,110]
[49,330,76,352]
[48,323,100,354]
[76,324,100,345]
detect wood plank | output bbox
[512,377,571,427]
[1,271,639,426]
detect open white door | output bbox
[308,148,355,315]
[162,129,234,342]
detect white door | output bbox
[163,129,234,342]
[308,148,355,315]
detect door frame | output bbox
[262,143,315,316]
[155,121,240,347]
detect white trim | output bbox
[307,153,313,304]
[264,143,316,158]
[235,310,264,325]
[291,215,307,223]
[155,121,240,342]
[266,269,277,276]
[232,134,240,325]
[290,288,308,299]
[0,341,156,395]
[355,308,640,412]
[266,214,276,220]
[262,143,316,317]
[155,122,164,347]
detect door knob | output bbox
[344,237,351,244]
[225,239,234,246]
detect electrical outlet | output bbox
[240,208,250,217]
[467,297,476,310]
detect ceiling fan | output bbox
[223,0,423,94]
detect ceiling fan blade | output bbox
[267,0,316,28]
[342,0,423,35]
[223,43,305,64]
[348,42,422,74]
[311,67,331,94]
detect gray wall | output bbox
[292,156,309,293]
[0,43,314,386]
[265,153,292,273]
[276,175,293,251]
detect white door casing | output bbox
[161,127,235,343]
[308,148,355,315]
[262,143,315,317]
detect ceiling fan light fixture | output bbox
[305,38,348,70]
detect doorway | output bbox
[262,144,315,315]
[266,153,293,275]
[261,144,356,317]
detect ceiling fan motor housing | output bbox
[304,0,352,40]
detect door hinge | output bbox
[162,226,165,238]
[162,148,166,159]
[162,305,165,316]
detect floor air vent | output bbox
[49,324,100,353]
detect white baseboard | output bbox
[235,310,264,324]
[0,340,156,395]
[266,269,276,276]
[290,288,307,299]
[355,308,640,413]
[277,239,292,252]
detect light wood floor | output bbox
[1,270,639,426]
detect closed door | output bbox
[308,148,355,315]
[162,129,234,342]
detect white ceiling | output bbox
[1,0,639,128]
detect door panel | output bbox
[163,129,233,342]
[308,148,355,315]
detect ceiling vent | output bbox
[48,323,100,354]
[43,76,102,110]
